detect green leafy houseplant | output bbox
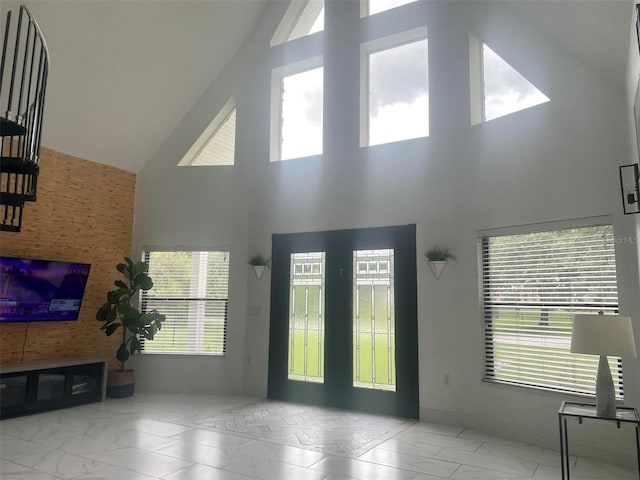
[425,246,456,262]
[96,257,165,372]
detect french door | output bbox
[267,225,418,418]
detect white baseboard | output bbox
[420,407,636,470]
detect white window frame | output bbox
[270,56,324,162]
[141,249,230,356]
[469,34,549,125]
[359,0,417,18]
[469,34,484,126]
[271,0,324,47]
[359,27,428,148]
[478,216,624,399]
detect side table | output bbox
[558,401,640,480]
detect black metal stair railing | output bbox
[0,4,49,232]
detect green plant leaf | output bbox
[96,303,110,321]
[114,280,128,289]
[117,297,133,314]
[117,263,132,280]
[105,308,117,323]
[425,246,456,261]
[122,309,141,329]
[130,336,141,354]
[124,257,134,267]
[105,323,121,336]
[106,290,119,304]
[131,261,149,279]
[116,344,130,362]
[135,274,153,291]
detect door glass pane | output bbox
[288,252,325,383]
[353,249,396,391]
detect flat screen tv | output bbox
[0,256,91,322]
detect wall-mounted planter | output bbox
[248,254,269,280]
[427,260,448,280]
[425,246,455,280]
[252,265,266,280]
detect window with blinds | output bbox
[480,223,623,398]
[189,108,236,166]
[141,251,230,355]
[178,100,235,167]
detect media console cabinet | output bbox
[0,358,107,419]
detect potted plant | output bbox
[96,257,165,398]
[248,254,269,280]
[425,246,455,279]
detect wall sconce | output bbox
[619,164,640,215]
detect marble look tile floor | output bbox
[0,394,635,480]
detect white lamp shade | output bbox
[571,314,637,358]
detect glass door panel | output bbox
[269,225,418,418]
[353,249,396,391]
[288,252,325,383]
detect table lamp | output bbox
[571,313,637,418]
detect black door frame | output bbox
[267,224,419,418]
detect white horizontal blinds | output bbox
[482,224,622,398]
[191,108,236,166]
[287,0,324,42]
[141,251,229,355]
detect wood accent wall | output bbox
[0,147,135,368]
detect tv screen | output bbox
[0,257,91,322]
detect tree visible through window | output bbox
[481,224,623,398]
[141,251,229,355]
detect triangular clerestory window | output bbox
[271,0,324,47]
[178,101,236,167]
[470,36,549,124]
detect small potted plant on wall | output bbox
[248,254,269,280]
[425,246,456,279]
[96,257,165,398]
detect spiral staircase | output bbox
[0,5,49,232]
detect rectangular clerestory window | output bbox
[271,58,324,162]
[360,28,428,147]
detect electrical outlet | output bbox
[443,373,450,385]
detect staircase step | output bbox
[0,192,34,205]
[0,157,39,174]
[0,201,24,232]
[0,117,26,137]
[0,223,20,232]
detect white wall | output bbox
[133,0,639,466]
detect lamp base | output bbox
[596,355,616,418]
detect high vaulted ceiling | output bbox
[1,0,267,172]
[508,0,632,88]
[1,1,633,173]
